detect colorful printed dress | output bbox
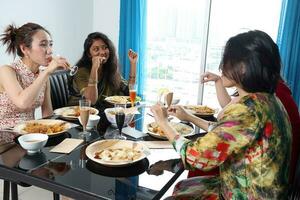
[172,93,292,200]
[0,60,46,130]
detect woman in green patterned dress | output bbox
[151,30,292,200]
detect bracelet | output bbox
[88,78,98,84]
[88,83,97,87]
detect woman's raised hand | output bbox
[46,55,70,74]
[92,56,106,70]
[200,71,221,83]
[128,49,138,64]
[168,105,190,121]
[150,104,169,126]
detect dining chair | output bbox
[49,70,71,110]
[289,153,300,200]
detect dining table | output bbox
[0,105,206,200]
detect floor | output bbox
[0,170,187,200]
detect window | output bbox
[145,0,282,109]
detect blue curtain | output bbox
[119,0,147,99]
[277,0,300,107]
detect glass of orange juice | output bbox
[129,83,137,107]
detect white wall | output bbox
[0,0,94,65]
[93,0,120,52]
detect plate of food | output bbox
[54,106,99,120]
[104,96,141,105]
[85,139,150,167]
[13,119,72,136]
[183,105,216,117]
[147,121,194,140]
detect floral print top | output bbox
[173,93,292,199]
[0,60,46,129]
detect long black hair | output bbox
[219,30,281,94]
[76,32,121,91]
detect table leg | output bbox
[11,182,18,200]
[53,192,60,200]
[3,180,10,200]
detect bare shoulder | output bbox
[0,65,16,80]
[0,65,14,73]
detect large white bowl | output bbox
[104,108,135,127]
[18,133,48,154]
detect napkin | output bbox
[50,138,83,154]
[139,141,173,149]
[122,127,148,139]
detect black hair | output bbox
[75,32,121,91]
[219,30,281,93]
[0,22,50,57]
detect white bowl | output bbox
[78,114,101,130]
[104,108,135,127]
[18,134,48,154]
[86,114,100,130]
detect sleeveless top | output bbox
[0,60,46,129]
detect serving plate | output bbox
[54,106,99,120]
[104,96,141,105]
[183,105,216,116]
[13,119,71,137]
[85,139,150,167]
[147,121,194,140]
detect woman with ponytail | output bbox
[0,22,70,129]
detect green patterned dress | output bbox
[172,93,291,200]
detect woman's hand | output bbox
[150,104,169,126]
[128,49,138,64]
[92,56,106,71]
[46,56,70,74]
[200,71,221,83]
[168,105,190,121]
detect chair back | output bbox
[49,70,70,110]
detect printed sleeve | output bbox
[173,103,260,171]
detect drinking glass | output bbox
[53,54,78,76]
[129,83,137,107]
[113,104,126,140]
[69,65,78,76]
[79,99,91,138]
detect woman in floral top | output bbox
[151,30,292,199]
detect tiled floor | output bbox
[0,170,187,200]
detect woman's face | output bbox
[24,30,53,66]
[89,39,110,63]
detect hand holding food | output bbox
[168,105,190,121]
[200,71,221,83]
[128,49,138,64]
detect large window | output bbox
[145,0,282,109]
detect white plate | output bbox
[13,119,71,136]
[183,105,216,116]
[54,106,99,120]
[147,121,194,140]
[85,139,150,167]
[104,96,142,105]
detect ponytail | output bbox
[0,24,18,56]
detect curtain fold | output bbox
[277,0,300,107]
[119,0,147,99]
